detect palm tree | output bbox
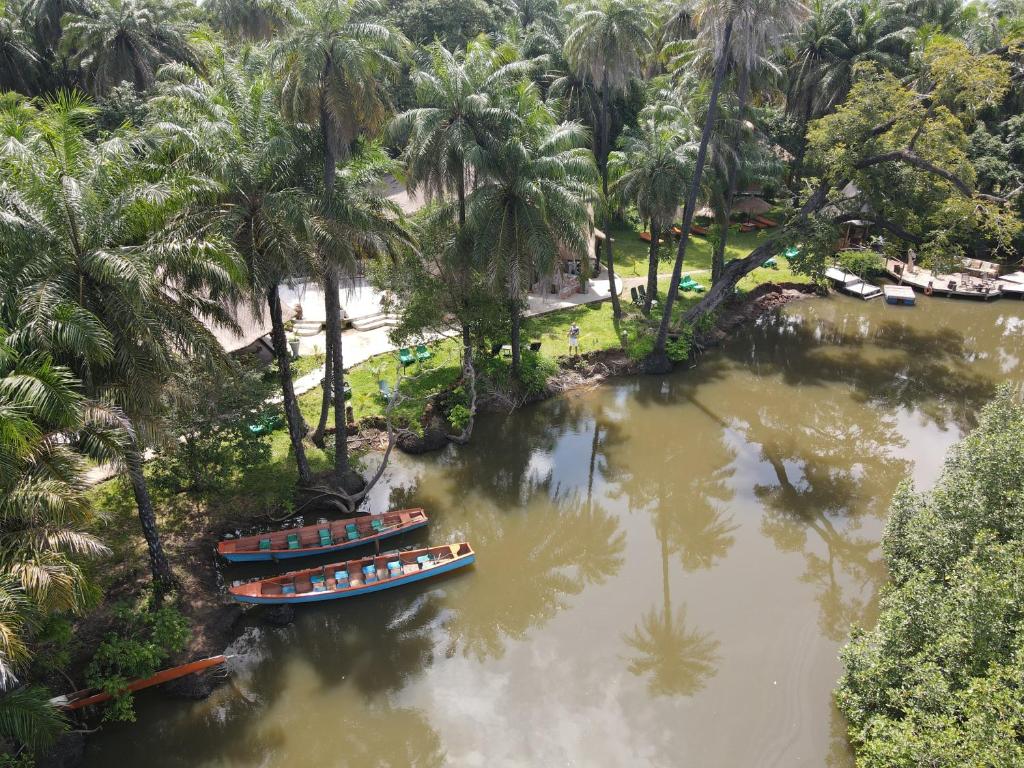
[276,0,404,488]
[650,0,802,367]
[564,0,653,320]
[60,0,203,96]
[0,92,242,594]
[468,85,596,374]
[305,146,414,483]
[389,40,523,375]
[611,108,691,313]
[0,3,42,94]
[205,0,297,39]
[148,59,318,484]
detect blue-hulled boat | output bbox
[217,509,428,563]
[228,543,475,605]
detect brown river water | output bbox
[84,294,1024,767]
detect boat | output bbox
[228,543,476,605]
[217,509,429,563]
[52,655,229,711]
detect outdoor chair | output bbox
[490,343,502,356]
[529,341,542,352]
[630,286,640,305]
[398,347,415,367]
[415,344,432,362]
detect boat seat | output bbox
[281,584,296,595]
[318,528,332,546]
[347,530,360,541]
[371,519,384,532]
[287,533,300,550]
[387,561,401,577]
[261,582,283,596]
[258,538,272,550]
[334,570,348,584]
[294,576,313,593]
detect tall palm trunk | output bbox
[600,75,622,320]
[650,18,735,369]
[268,283,312,484]
[324,267,351,483]
[510,297,522,375]
[311,328,333,447]
[644,220,660,314]
[714,74,749,285]
[126,443,176,595]
[711,210,728,284]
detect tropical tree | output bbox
[0,1,42,94]
[564,0,654,320]
[60,0,204,96]
[148,58,317,485]
[276,0,405,489]
[611,106,691,313]
[389,40,524,381]
[204,0,297,39]
[468,84,596,374]
[0,92,242,594]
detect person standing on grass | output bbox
[568,322,581,356]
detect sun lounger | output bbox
[754,215,778,227]
[398,348,415,367]
[415,344,432,362]
[690,225,709,236]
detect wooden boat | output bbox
[217,508,428,563]
[228,543,476,605]
[53,655,228,711]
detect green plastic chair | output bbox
[258,538,271,551]
[318,528,332,546]
[287,533,300,550]
[371,518,384,532]
[416,344,432,362]
[398,347,415,367]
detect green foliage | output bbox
[391,0,499,48]
[836,387,1024,767]
[515,351,557,396]
[447,404,471,431]
[837,248,884,276]
[665,327,692,363]
[86,600,191,723]
[0,686,67,757]
[622,318,655,361]
[152,359,275,496]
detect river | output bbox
[84,294,1024,767]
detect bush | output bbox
[665,328,693,363]
[85,600,191,723]
[152,359,275,497]
[447,404,471,431]
[622,318,655,361]
[517,351,557,395]
[837,248,884,276]
[836,387,1024,767]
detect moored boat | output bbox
[217,508,428,562]
[228,543,475,605]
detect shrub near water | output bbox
[836,387,1024,767]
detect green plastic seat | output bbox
[347,529,360,541]
[318,528,332,546]
[287,533,300,550]
[416,344,432,362]
[398,347,415,367]
[371,519,384,532]
[258,538,271,551]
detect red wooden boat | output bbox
[228,543,476,605]
[217,508,428,562]
[53,655,228,711]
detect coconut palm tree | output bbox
[564,0,654,320]
[147,58,318,484]
[0,92,242,594]
[468,85,596,374]
[276,0,405,488]
[305,146,414,483]
[205,0,297,39]
[0,3,42,94]
[611,108,692,313]
[60,0,203,96]
[389,40,524,375]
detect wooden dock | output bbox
[884,259,1001,300]
[883,284,916,305]
[998,271,1024,299]
[825,267,883,300]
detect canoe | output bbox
[228,543,475,605]
[53,655,228,711]
[217,508,428,563]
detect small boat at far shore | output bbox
[228,543,475,605]
[217,508,428,563]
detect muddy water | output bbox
[84,296,1024,767]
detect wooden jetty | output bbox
[825,267,883,300]
[883,284,916,305]
[998,271,1024,299]
[884,258,1001,300]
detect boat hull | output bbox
[230,553,475,605]
[221,520,428,562]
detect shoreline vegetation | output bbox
[1,0,1023,763]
